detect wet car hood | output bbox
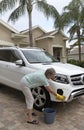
[30,62,84,76]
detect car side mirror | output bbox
[15,60,23,66]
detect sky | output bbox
[0,0,71,33]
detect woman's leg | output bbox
[21,81,34,122]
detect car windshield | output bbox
[21,49,58,63]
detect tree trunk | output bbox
[27,2,33,47]
[78,38,81,62]
[77,29,81,62]
[29,11,33,47]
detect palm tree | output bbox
[54,0,84,62]
[0,0,59,47]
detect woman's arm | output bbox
[45,86,56,96]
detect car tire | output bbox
[31,86,51,111]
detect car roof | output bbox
[0,46,44,51]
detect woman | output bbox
[20,68,65,125]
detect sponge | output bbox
[56,93,66,100]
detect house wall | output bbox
[33,27,45,39]
[12,36,29,47]
[18,27,45,47]
[36,38,52,51]
[68,45,84,61]
[0,25,14,43]
[36,33,67,62]
[52,33,66,62]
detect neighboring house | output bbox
[67,40,84,61]
[68,45,84,61]
[0,19,68,63]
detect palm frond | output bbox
[8,4,26,22]
[35,1,59,19]
[19,0,27,5]
[68,24,78,41]
[0,0,18,13]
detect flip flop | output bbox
[27,120,39,125]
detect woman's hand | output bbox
[55,93,66,100]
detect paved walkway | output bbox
[0,85,84,130]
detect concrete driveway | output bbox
[0,85,84,130]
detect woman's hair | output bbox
[45,68,56,77]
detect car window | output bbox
[10,50,22,62]
[0,50,21,63]
[21,50,58,63]
[0,50,10,61]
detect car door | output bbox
[0,49,35,90]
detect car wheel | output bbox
[31,86,50,111]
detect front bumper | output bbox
[68,88,84,101]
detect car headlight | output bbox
[55,74,69,84]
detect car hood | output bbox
[31,62,84,76]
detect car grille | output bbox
[70,74,84,85]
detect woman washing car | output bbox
[20,68,65,125]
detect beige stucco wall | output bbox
[18,27,45,47]
[36,38,52,51]
[33,27,45,39]
[36,33,67,62]
[36,35,67,62]
[0,25,14,43]
[12,36,29,47]
[52,33,67,62]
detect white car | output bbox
[0,47,84,110]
